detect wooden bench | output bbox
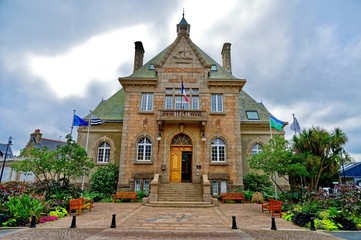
[68,198,93,216]
[114,192,137,203]
[221,192,245,204]
[262,199,283,217]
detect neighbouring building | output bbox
[340,162,361,186]
[77,15,288,203]
[0,129,66,183]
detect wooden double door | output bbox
[170,146,192,183]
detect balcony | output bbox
[157,109,208,123]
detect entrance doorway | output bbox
[182,152,192,182]
[170,134,192,183]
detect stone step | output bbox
[146,201,214,208]
[157,183,204,203]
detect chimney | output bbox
[31,129,42,144]
[133,41,145,72]
[221,42,232,74]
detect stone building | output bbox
[0,129,66,183]
[77,15,287,203]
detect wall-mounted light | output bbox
[201,131,206,141]
[161,164,166,171]
[157,131,162,141]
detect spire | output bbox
[177,10,190,34]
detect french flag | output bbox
[181,81,189,103]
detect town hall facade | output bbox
[77,15,287,201]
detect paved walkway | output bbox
[0,203,348,239]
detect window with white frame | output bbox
[220,180,227,194]
[211,94,223,112]
[212,180,219,195]
[211,138,226,162]
[141,93,153,111]
[144,179,150,193]
[134,179,151,193]
[164,88,199,110]
[137,137,152,161]
[211,180,227,195]
[97,142,110,163]
[251,143,263,155]
[134,179,141,192]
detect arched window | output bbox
[97,142,110,163]
[171,134,192,145]
[211,138,225,162]
[251,143,263,155]
[137,137,152,161]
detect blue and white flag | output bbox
[290,115,301,133]
[73,115,88,126]
[91,115,104,125]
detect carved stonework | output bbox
[143,118,149,127]
[215,119,221,128]
[172,48,193,63]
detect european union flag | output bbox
[73,115,88,126]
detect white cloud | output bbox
[27,24,155,98]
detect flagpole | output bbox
[181,77,183,111]
[81,110,92,192]
[269,113,278,199]
[85,110,91,152]
[70,110,76,136]
[269,113,273,140]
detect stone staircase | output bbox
[146,183,214,208]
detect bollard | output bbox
[110,214,116,228]
[29,215,36,228]
[271,216,277,230]
[310,217,316,231]
[70,215,77,228]
[231,216,238,229]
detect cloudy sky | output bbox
[1,0,360,160]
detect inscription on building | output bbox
[169,79,197,83]
[164,68,203,73]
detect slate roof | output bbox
[124,41,237,80]
[31,138,66,151]
[240,91,270,122]
[84,89,125,121]
[0,143,14,158]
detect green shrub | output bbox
[2,194,49,226]
[136,190,149,201]
[49,206,68,218]
[243,172,273,196]
[28,180,81,208]
[314,218,340,231]
[243,190,253,201]
[90,164,119,200]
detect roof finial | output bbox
[183,8,185,18]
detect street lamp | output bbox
[341,149,346,185]
[0,136,12,183]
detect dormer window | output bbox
[149,64,155,70]
[246,111,260,120]
[211,65,217,71]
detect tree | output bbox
[249,135,308,192]
[292,127,350,191]
[12,134,95,186]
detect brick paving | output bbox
[1,203,343,239]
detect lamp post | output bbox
[341,149,346,185]
[0,136,12,183]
